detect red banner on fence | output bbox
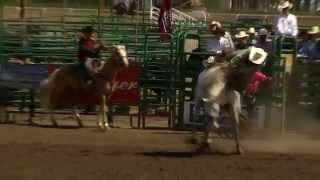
[47,64,141,106]
[107,66,140,105]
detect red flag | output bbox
[159,0,172,41]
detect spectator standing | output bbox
[206,21,233,53]
[298,26,320,59]
[255,28,273,54]
[276,1,298,37]
[235,31,250,50]
[247,27,257,45]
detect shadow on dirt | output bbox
[138,151,200,158]
[138,150,239,158]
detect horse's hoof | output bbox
[196,143,211,154]
[98,125,106,132]
[186,136,198,145]
[98,122,108,131]
[105,123,111,129]
[236,147,245,155]
[27,118,35,125]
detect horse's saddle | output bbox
[68,60,101,92]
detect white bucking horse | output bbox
[194,47,268,154]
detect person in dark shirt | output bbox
[77,26,104,87]
[77,26,105,114]
[78,26,103,62]
[235,31,250,50]
[298,26,320,59]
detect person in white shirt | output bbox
[276,1,298,37]
[206,21,233,54]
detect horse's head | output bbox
[111,45,129,68]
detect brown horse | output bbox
[40,45,129,130]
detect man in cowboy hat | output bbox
[235,31,250,50]
[255,28,273,54]
[298,26,320,59]
[206,21,234,54]
[227,47,268,92]
[276,1,298,37]
[247,27,257,45]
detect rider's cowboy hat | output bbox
[258,28,268,36]
[247,27,256,35]
[209,21,222,28]
[235,31,249,39]
[249,47,268,65]
[307,26,320,35]
[81,26,96,34]
[278,1,293,10]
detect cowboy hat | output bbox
[278,1,293,10]
[209,21,222,28]
[258,28,268,36]
[307,26,320,34]
[235,31,249,39]
[249,47,268,65]
[247,27,256,35]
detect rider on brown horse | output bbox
[77,26,104,89]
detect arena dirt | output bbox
[0,115,320,180]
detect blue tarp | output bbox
[0,64,48,89]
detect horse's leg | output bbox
[0,105,7,123]
[98,95,109,130]
[49,108,58,127]
[203,101,220,145]
[228,91,243,154]
[73,107,83,127]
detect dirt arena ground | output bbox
[1,114,320,180]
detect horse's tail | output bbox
[40,69,59,109]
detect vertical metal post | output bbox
[0,0,3,20]
[0,0,4,48]
[281,57,287,134]
[142,0,145,32]
[62,0,67,25]
[149,0,152,24]
[20,0,28,55]
[20,0,25,19]
[98,0,104,37]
